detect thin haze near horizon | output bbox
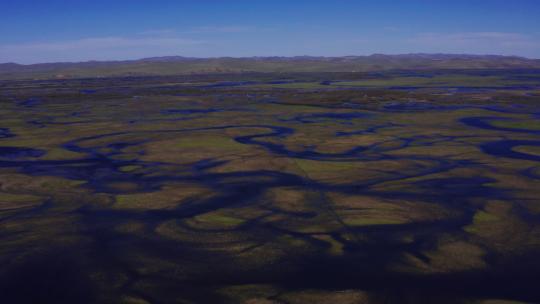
[1,0,539,64]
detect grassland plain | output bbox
[0,70,540,303]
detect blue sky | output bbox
[1,0,539,63]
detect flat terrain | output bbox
[1,70,540,303]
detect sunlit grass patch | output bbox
[118,165,142,172]
[141,134,254,163]
[313,134,391,154]
[294,159,360,173]
[186,212,246,229]
[0,173,86,194]
[114,184,209,210]
[167,135,239,149]
[387,143,476,158]
[399,239,486,273]
[463,201,540,253]
[41,147,86,160]
[330,193,450,227]
[472,210,500,223]
[237,234,315,267]
[342,217,406,226]
[512,145,540,157]
[265,187,312,213]
[464,201,514,235]
[0,192,43,217]
[210,155,285,174]
[262,211,343,234]
[491,119,540,131]
[155,219,259,255]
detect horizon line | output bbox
[1,52,538,66]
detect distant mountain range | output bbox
[1,54,539,79]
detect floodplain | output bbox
[1,70,540,303]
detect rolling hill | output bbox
[1,54,540,80]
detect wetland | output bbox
[0,70,540,303]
